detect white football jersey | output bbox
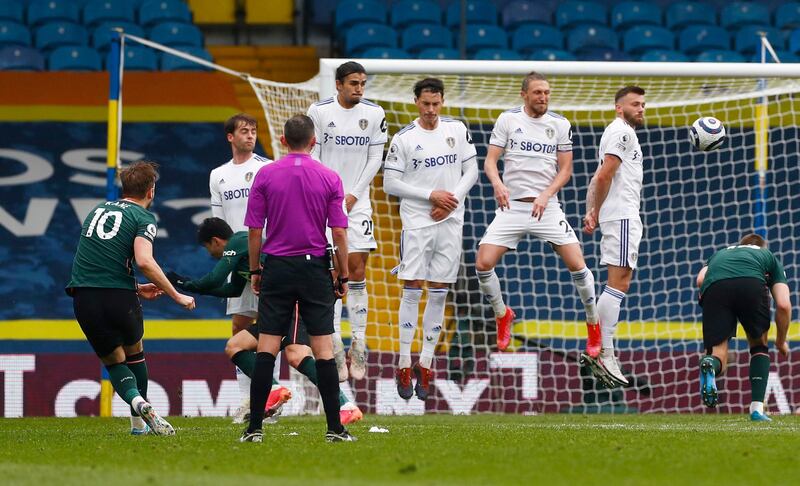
[307,96,388,211]
[597,117,643,223]
[489,107,573,202]
[384,117,477,230]
[209,154,270,231]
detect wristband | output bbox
[249,269,262,276]
[338,276,349,284]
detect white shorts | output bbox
[326,205,377,253]
[397,219,463,283]
[226,284,258,318]
[600,218,643,269]
[479,200,580,249]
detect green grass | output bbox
[1,415,799,485]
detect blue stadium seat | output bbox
[0,45,45,70]
[695,49,745,62]
[465,24,506,54]
[679,24,729,55]
[34,22,88,51]
[160,46,212,71]
[417,47,460,59]
[445,0,498,27]
[335,0,387,31]
[735,25,784,55]
[556,1,607,30]
[150,22,202,47]
[502,1,553,30]
[390,0,442,29]
[108,44,158,70]
[92,22,145,51]
[720,2,769,31]
[0,1,24,24]
[28,0,80,27]
[639,49,689,62]
[361,46,411,59]
[511,24,563,52]
[775,2,800,31]
[83,0,135,28]
[139,0,192,27]
[48,45,101,70]
[402,23,452,53]
[788,29,800,54]
[577,47,632,61]
[527,48,576,61]
[566,24,617,53]
[749,50,800,63]
[344,23,397,56]
[666,2,715,31]
[611,2,661,32]
[0,21,31,48]
[623,26,674,54]
[474,48,522,60]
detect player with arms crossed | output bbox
[476,71,600,357]
[583,86,646,387]
[66,161,195,435]
[208,113,272,420]
[307,61,388,381]
[383,77,478,400]
[696,234,791,421]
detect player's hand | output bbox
[492,181,510,210]
[345,194,357,213]
[532,193,550,221]
[165,271,188,289]
[137,283,163,300]
[334,277,348,298]
[175,293,195,310]
[583,211,597,235]
[251,274,261,296]
[429,190,458,211]
[430,206,452,222]
[776,339,790,357]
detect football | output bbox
[689,116,726,151]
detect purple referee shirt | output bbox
[245,152,348,257]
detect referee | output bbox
[241,114,354,442]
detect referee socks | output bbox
[248,352,276,433]
[315,358,344,434]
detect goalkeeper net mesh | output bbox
[249,70,799,415]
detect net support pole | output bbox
[754,34,772,238]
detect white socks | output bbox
[398,287,422,369]
[347,280,368,341]
[420,288,448,369]
[477,269,506,316]
[750,401,764,414]
[570,267,598,324]
[598,286,626,350]
[332,298,343,336]
[236,366,250,400]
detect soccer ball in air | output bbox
[689,117,726,151]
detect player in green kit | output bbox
[66,161,196,435]
[696,233,792,421]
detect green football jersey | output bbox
[701,244,788,295]
[182,231,250,297]
[67,200,158,291]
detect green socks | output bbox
[232,350,279,385]
[126,353,148,416]
[105,363,141,405]
[297,356,349,406]
[749,353,770,403]
[701,355,722,375]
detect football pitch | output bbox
[1,414,798,485]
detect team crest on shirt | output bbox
[446,137,455,148]
[359,119,368,130]
[545,127,555,139]
[245,172,253,182]
[145,224,157,239]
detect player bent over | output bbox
[696,234,791,421]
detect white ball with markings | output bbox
[689,117,726,151]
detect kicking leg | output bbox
[347,252,370,380]
[476,244,515,351]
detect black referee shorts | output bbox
[71,287,144,358]
[257,254,335,337]
[246,302,311,349]
[701,277,771,352]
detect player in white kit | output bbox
[307,61,388,381]
[383,78,478,400]
[582,86,646,387]
[475,72,601,358]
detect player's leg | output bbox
[746,332,771,421]
[229,289,258,413]
[736,279,773,421]
[327,225,348,382]
[553,242,600,357]
[700,281,738,408]
[122,341,148,433]
[347,251,370,380]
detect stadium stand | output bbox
[83,0,136,28]
[139,0,193,27]
[611,2,662,31]
[391,0,443,29]
[345,22,397,56]
[48,45,102,71]
[109,44,159,70]
[445,0,498,27]
[149,21,203,47]
[735,25,784,55]
[528,48,577,61]
[336,0,387,31]
[34,22,89,52]
[556,1,607,30]
[473,47,523,60]
[566,24,618,53]
[464,24,507,55]
[775,2,800,31]
[511,24,564,52]
[623,26,675,54]
[679,24,730,54]
[665,2,716,31]
[0,1,25,24]
[0,45,44,70]
[720,2,771,31]
[362,46,412,58]
[27,0,80,28]
[639,49,690,62]
[160,45,211,70]
[501,1,553,30]
[0,21,31,48]
[695,49,746,62]
[402,23,452,53]
[417,47,461,59]
[92,22,145,52]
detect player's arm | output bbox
[484,144,509,211]
[771,282,791,356]
[209,170,223,219]
[696,266,708,288]
[134,237,195,309]
[584,154,621,233]
[328,175,349,298]
[533,149,572,221]
[307,104,322,160]
[244,173,267,294]
[349,143,383,212]
[175,255,240,295]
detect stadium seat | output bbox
[749,50,800,63]
[92,22,145,51]
[720,2,770,32]
[402,23,452,53]
[445,0,498,27]
[27,0,80,27]
[34,22,88,51]
[566,24,617,53]
[527,48,576,61]
[639,49,689,62]
[0,45,45,70]
[695,49,745,62]
[361,46,411,59]
[576,47,632,61]
[150,22,203,47]
[160,46,212,70]
[107,44,158,70]
[735,25,784,55]
[788,29,800,54]
[0,21,31,48]
[511,24,563,52]
[775,2,800,31]
[501,1,553,30]
[464,24,506,54]
[623,26,674,54]
[0,1,24,24]
[473,48,522,60]
[344,23,397,56]
[139,0,193,27]
[417,47,460,59]
[48,45,101,70]
[555,1,607,30]
[611,2,661,32]
[679,24,730,55]
[335,0,386,31]
[390,0,442,29]
[83,0,135,28]
[665,2,716,31]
